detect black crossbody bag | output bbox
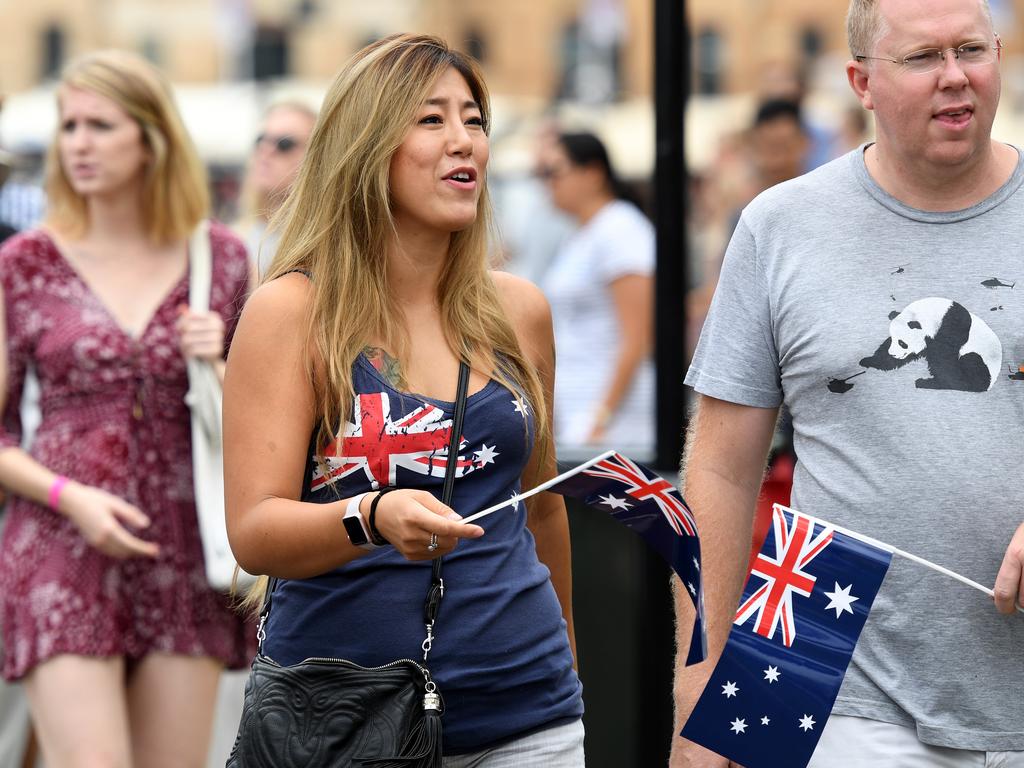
[227,361,471,768]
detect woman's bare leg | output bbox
[127,653,222,768]
[23,655,131,768]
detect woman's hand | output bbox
[369,489,484,561]
[176,305,226,363]
[59,481,161,559]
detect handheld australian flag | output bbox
[545,451,707,665]
[682,504,892,767]
[463,450,707,664]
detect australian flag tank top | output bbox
[263,352,584,754]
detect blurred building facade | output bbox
[689,0,1022,96]
[0,0,653,102]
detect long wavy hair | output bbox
[44,49,209,243]
[240,34,549,606]
[266,33,548,489]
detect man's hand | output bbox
[993,521,1024,614]
[669,396,778,768]
[669,735,743,767]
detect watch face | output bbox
[343,515,369,546]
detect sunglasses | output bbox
[254,133,300,154]
[535,164,570,181]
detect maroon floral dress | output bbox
[0,223,255,680]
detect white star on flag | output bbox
[763,665,780,683]
[721,681,739,698]
[687,582,697,596]
[824,582,859,618]
[512,399,529,418]
[729,718,747,735]
[474,444,499,466]
[799,714,816,732]
[760,716,770,726]
[693,556,700,571]
[597,493,632,511]
[508,492,519,512]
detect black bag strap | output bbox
[421,359,470,661]
[257,360,472,660]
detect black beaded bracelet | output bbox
[368,487,400,546]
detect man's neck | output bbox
[865,140,1017,212]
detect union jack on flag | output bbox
[734,506,834,647]
[311,392,480,491]
[582,453,698,536]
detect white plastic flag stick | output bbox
[776,504,1024,615]
[462,450,617,524]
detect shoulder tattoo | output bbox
[363,346,407,389]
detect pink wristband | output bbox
[48,475,69,511]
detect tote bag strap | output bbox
[188,219,212,312]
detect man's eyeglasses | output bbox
[254,133,301,154]
[855,40,1001,75]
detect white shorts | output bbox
[443,720,585,768]
[808,716,1024,768]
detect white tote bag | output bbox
[186,221,257,591]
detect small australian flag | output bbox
[682,504,892,767]
[547,451,707,665]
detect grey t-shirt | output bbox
[687,145,1024,751]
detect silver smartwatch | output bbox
[342,492,376,550]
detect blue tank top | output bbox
[263,354,584,754]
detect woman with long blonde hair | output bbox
[224,34,585,764]
[0,50,253,766]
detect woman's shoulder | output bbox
[242,270,313,323]
[0,228,57,260]
[491,270,549,310]
[490,270,552,337]
[593,199,652,234]
[0,228,59,279]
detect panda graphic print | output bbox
[857,297,1003,392]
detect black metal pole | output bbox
[632,2,687,765]
[653,0,688,474]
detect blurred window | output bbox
[41,23,65,80]
[556,19,583,101]
[465,27,488,64]
[253,26,289,80]
[296,0,317,23]
[141,37,163,67]
[801,27,824,63]
[694,27,723,95]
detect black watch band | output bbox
[368,487,400,546]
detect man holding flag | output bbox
[672,0,1024,765]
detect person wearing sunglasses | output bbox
[236,101,317,276]
[673,0,1024,766]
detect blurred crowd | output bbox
[0,45,869,768]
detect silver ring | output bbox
[427,534,439,552]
